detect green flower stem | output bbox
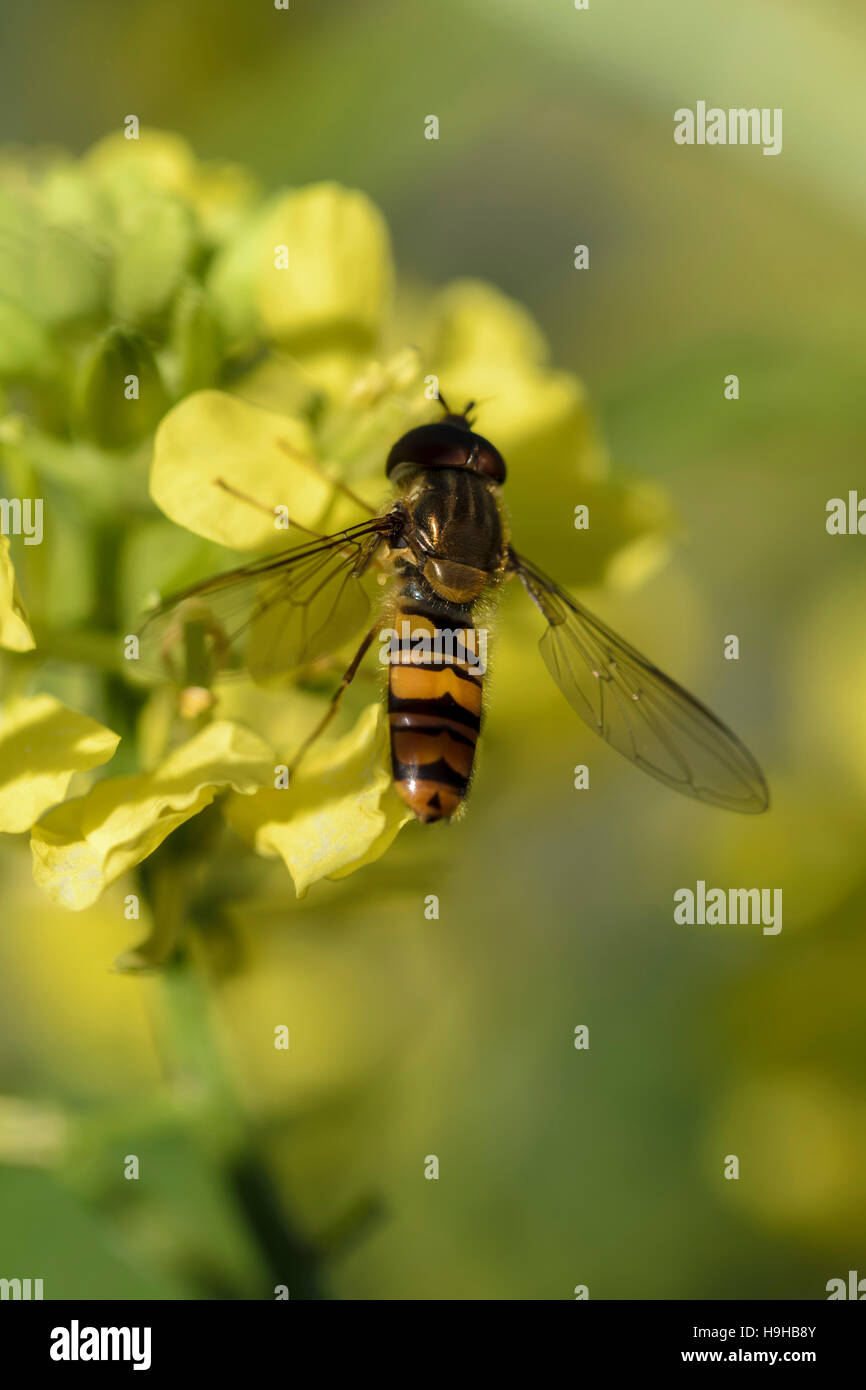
[123,855,189,970]
[29,625,126,674]
[228,1153,327,1302]
[135,847,329,1299]
[152,949,241,1145]
[85,436,330,1300]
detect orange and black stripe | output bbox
[387,605,483,822]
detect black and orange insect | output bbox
[140,397,769,821]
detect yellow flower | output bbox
[140,176,671,897]
[0,695,119,834]
[259,184,392,346]
[150,390,330,550]
[0,536,35,652]
[225,703,411,898]
[208,181,391,389]
[83,129,257,244]
[31,720,272,910]
[0,131,671,906]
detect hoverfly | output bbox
[140,397,770,822]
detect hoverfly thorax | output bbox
[389,465,507,599]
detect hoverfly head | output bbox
[386,397,505,482]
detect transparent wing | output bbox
[510,549,769,813]
[136,518,392,685]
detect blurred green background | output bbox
[2,0,866,1299]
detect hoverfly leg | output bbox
[302,651,378,683]
[288,626,377,775]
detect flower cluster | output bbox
[0,130,670,916]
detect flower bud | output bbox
[75,327,168,448]
[170,285,222,395]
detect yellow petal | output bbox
[259,184,393,346]
[0,536,35,651]
[550,475,673,590]
[0,694,119,833]
[224,703,411,897]
[423,279,671,583]
[31,720,273,911]
[425,278,589,451]
[426,278,551,368]
[149,389,331,548]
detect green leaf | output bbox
[0,1167,192,1299]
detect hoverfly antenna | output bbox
[437,390,452,415]
[462,400,477,424]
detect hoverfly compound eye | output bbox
[385,423,506,482]
[473,440,507,483]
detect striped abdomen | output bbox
[387,604,483,823]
